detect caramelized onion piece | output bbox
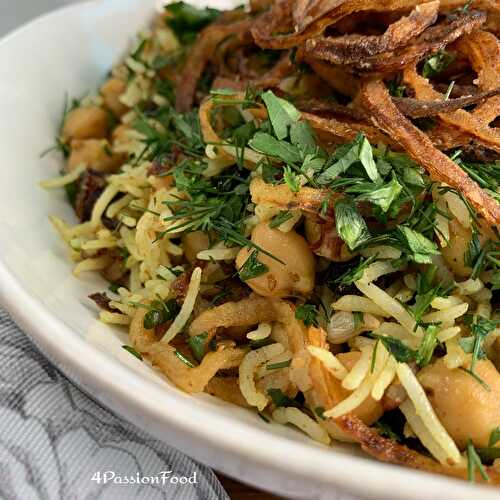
[176,18,252,112]
[302,111,400,148]
[250,177,336,217]
[305,9,486,73]
[211,52,294,95]
[403,66,500,153]
[304,1,439,65]
[149,343,246,393]
[189,295,306,353]
[252,0,340,49]
[360,79,500,224]
[425,30,500,149]
[295,98,366,120]
[252,0,437,50]
[301,56,360,97]
[456,30,500,123]
[393,88,500,118]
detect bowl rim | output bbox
[0,2,497,499]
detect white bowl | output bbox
[0,1,497,499]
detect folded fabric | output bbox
[0,308,229,500]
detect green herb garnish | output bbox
[314,406,326,420]
[165,1,220,44]
[175,350,196,368]
[143,299,180,329]
[415,325,439,367]
[267,360,292,370]
[295,304,319,327]
[422,50,455,78]
[269,210,294,229]
[334,197,371,251]
[370,334,416,363]
[238,250,269,281]
[122,345,143,361]
[187,332,209,362]
[459,317,499,376]
[267,388,302,408]
[467,439,490,483]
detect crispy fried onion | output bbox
[298,90,500,119]
[393,88,500,118]
[427,30,500,149]
[360,79,500,224]
[301,57,360,97]
[295,98,366,120]
[303,1,439,65]
[149,343,246,393]
[251,0,339,50]
[305,327,500,483]
[302,111,400,147]
[175,18,253,112]
[212,51,294,93]
[403,66,500,153]
[189,295,306,352]
[458,30,500,123]
[189,295,311,410]
[129,307,247,393]
[252,0,444,50]
[304,9,486,72]
[250,177,336,218]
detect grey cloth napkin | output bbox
[0,308,229,500]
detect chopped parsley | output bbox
[187,332,209,362]
[422,50,455,79]
[334,197,371,251]
[142,299,181,330]
[370,324,440,368]
[164,2,221,44]
[295,304,319,327]
[333,255,378,286]
[370,334,416,363]
[267,388,302,408]
[410,264,454,326]
[283,165,301,192]
[238,250,269,281]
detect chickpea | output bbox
[235,222,315,298]
[418,356,500,449]
[182,231,210,263]
[101,78,128,117]
[441,219,493,278]
[67,139,122,173]
[336,351,384,425]
[112,124,132,147]
[62,106,108,141]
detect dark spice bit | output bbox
[171,270,193,299]
[147,145,184,176]
[88,292,115,312]
[74,169,106,221]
